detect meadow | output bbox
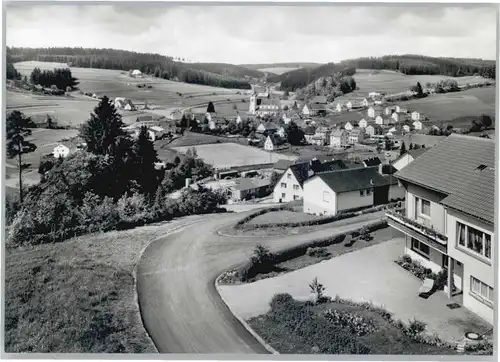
[400,87,495,123]
[172,143,297,169]
[335,69,493,100]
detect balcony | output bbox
[386,209,448,248]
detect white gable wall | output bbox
[273,169,303,203]
[303,177,337,216]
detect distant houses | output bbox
[114,97,136,110]
[413,120,423,130]
[330,129,349,149]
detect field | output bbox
[14,61,249,109]
[334,69,494,101]
[399,87,496,123]
[258,67,301,75]
[3,221,184,353]
[172,143,297,169]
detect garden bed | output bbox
[218,221,393,285]
[247,294,457,355]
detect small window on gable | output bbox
[360,190,364,196]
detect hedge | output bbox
[236,219,388,282]
[236,200,403,230]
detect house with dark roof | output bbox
[229,178,271,201]
[273,159,295,173]
[303,166,399,216]
[272,159,346,203]
[387,134,495,324]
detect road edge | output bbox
[214,274,280,355]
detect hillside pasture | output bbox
[14,61,248,108]
[172,143,297,169]
[335,69,493,100]
[400,88,495,123]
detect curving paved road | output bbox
[136,209,385,354]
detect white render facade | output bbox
[387,183,494,324]
[273,169,304,203]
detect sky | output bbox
[6,3,498,64]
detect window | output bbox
[421,199,431,216]
[470,276,493,305]
[323,191,330,203]
[366,188,372,196]
[293,184,300,190]
[411,238,430,259]
[287,173,292,179]
[280,182,287,188]
[293,195,300,201]
[360,190,365,196]
[281,193,286,198]
[457,222,492,260]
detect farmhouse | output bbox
[273,159,348,203]
[411,111,421,121]
[395,106,408,113]
[311,126,331,146]
[392,148,428,171]
[346,101,353,110]
[330,129,349,149]
[362,98,370,107]
[367,106,382,118]
[53,144,71,158]
[264,135,279,151]
[385,106,395,116]
[348,128,364,145]
[114,97,135,110]
[250,95,280,116]
[391,112,407,123]
[369,92,381,99]
[375,115,383,125]
[402,125,411,133]
[387,134,495,323]
[131,69,143,77]
[344,121,354,131]
[303,166,400,216]
[358,119,368,128]
[365,124,376,137]
[413,120,423,130]
[256,122,278,134]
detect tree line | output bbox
[8,47,252,89]
[339,55,496,79]
[30,67,79,90]
[6,96,224,246]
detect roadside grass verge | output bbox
[3,222,187,353]
[247,294,457,355]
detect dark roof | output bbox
[440,167,495,224]
[274,159,294,171]
[233,178,271,191]
[395,134,495,224]
[288,161,316,186]
[363,157,382,167]
[316,160,349,173]
[311,95,327,104]
[313,167,390,193]
[310,103,327,111]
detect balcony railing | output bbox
[386,209,448,245]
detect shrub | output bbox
[252,244,273,265]
[306,247,330,258]
[269,293,295,313]
[324,309,376,336]
[405,319,426,339]
[402,254,412,264]
[309,277,326,302]
[434,269,448,290]
[464,340,493,355]
[116,193,151,227]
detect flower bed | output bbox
[395,254,437,280]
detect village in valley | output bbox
[3,3,498,358]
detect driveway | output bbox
[136,210,385,353]
[218,238,491,343]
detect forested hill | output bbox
[7,47,254,90]
[271,62,356,91]
[339,55,496,79]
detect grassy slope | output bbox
[3,222,192,353]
